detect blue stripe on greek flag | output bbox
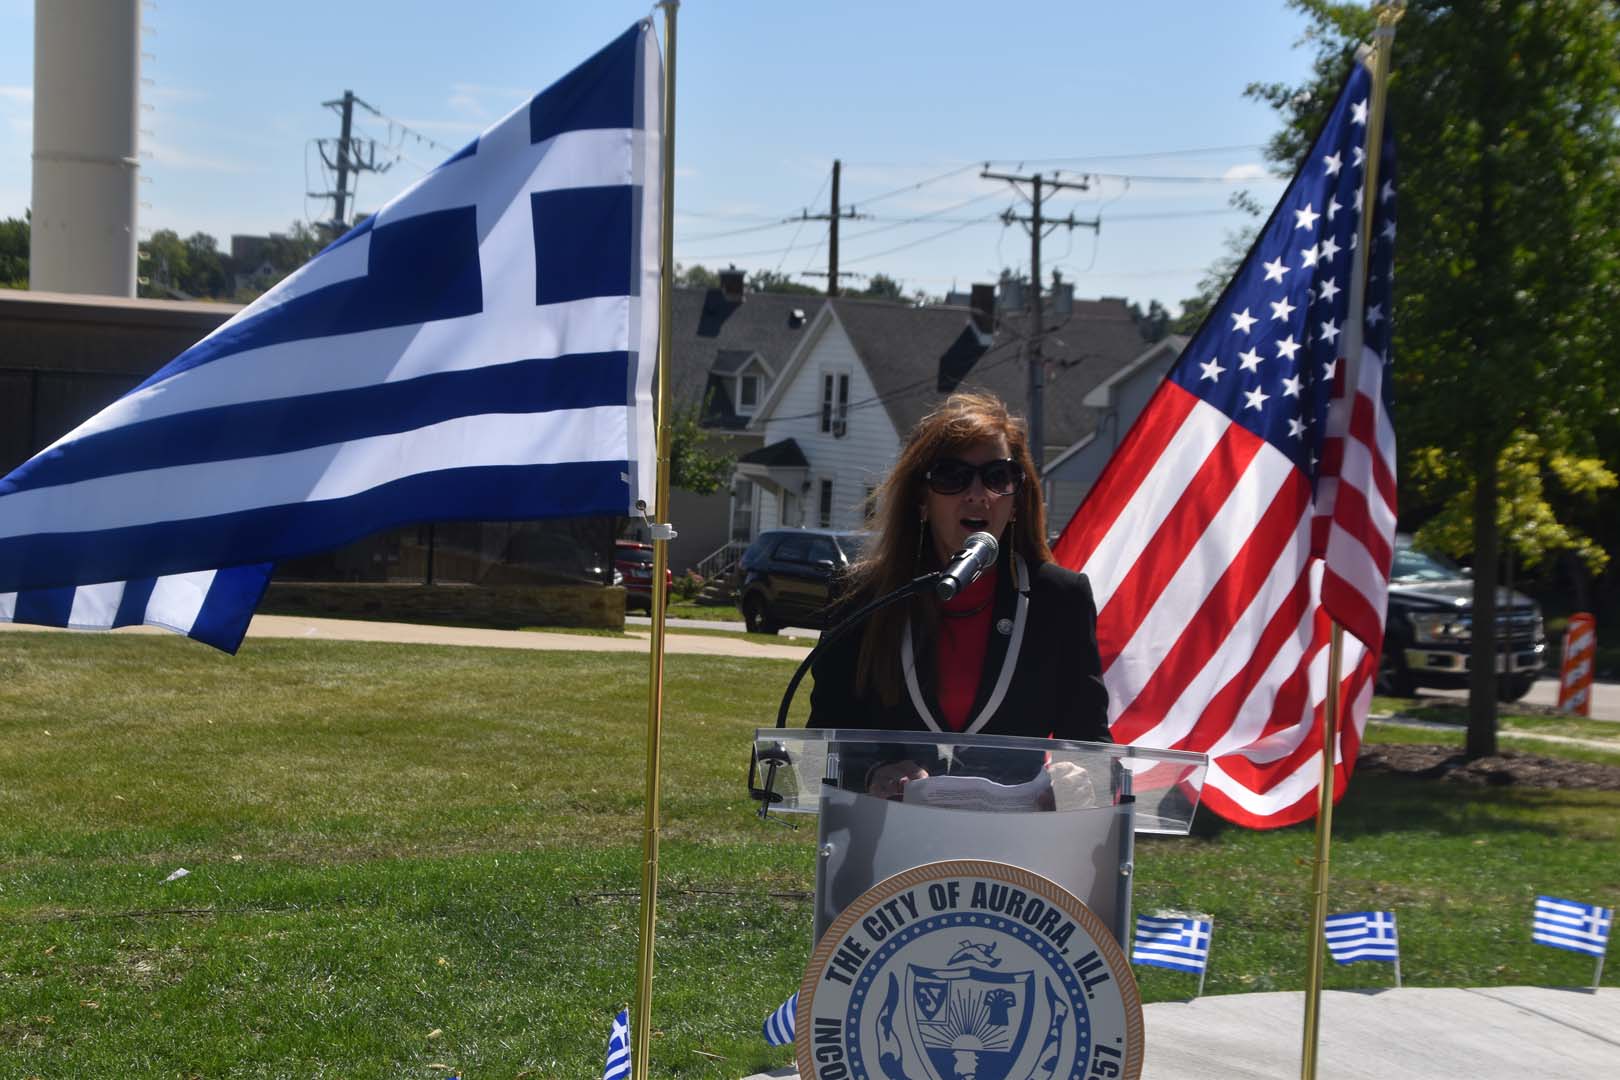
[763,991,798,1046]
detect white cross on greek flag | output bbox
[1324,911,1399,963]
[1533,895,1613,958]
[0,21,660,653]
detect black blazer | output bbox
[807,554,1110,744]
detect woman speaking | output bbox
[807,391,1110,768]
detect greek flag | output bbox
[1324,911,1400,964]
[603,1007,631,1080]
[0,21,661,653]
[1131,914,1212,974]
[762,991,798,1046]
[1533,895,1612,958]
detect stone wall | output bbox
[260,581,626,631]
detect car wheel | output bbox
[743,594,779,635]
[1375,645,1417,698]
[1497,674,1537,702]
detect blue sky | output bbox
[0,0,1321,310]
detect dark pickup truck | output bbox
[1377,536,1547,701]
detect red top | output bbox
[935,567,997,731]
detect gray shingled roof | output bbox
[960,299,1154,449]
[668,287,823,430]
[665,285,1148,450]
[830,295,1149,449]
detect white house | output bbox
[735,293,1152,539]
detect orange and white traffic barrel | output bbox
[1557,613,1597,716]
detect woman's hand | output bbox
[867,759,930,800]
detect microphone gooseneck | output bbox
[935,531,999,601]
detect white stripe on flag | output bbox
[1110,439,1296,719]
[1,406,631,539]
[1086,404,1230,612]
[61,294,634,446]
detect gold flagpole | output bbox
[1300,7,1400,1078]
[634,5,679,1080]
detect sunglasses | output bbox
[924,457,1024,496]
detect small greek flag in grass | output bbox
[763,991,798,1046]
[1324,911,1399,964]
[1533,896,1612,958]
[1132,915,1212,974]
[603,1007,631,1080]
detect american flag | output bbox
[1532,896,1612,958]
[1131,914,1213,974]
[1053,58,1396,828]
[1324,910,1399,964]
[603,1007,632,1080]
[0,22,661,653]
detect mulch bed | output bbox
[1359,743,1620,791]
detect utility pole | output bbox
[798,159,865,296]
[315,90,391,233]
[980,168,1099,474]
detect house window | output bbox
[819,479,834,528]
[737,373,760,412]
[821,372,850,435]
[730,478,755,541]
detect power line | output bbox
[840,218,991,266]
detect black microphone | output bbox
[936,531,999,600]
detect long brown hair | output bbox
[849,391,1052,705]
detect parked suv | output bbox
[735,528,868,634]
[1378,535,1547,701]
[615,540,672,614]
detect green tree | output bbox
[0,212,28,288]
[674,262,720,289]
[1255,0,1620,755]
[181,231,228,298]
[857,273,906,302]
[667,400,735,495]
[1127,299,1174,343]
[746,269,821,295]
[138,229,191,299]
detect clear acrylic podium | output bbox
[752,729,1208,947]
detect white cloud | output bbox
[0,86,31,105]
[1221,163,1268,182]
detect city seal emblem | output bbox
[797,860,1142,1080]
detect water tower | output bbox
[29,0,141,297]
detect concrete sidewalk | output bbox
[746,986,1619,1080]
[0,613,815,662]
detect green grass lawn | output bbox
[1,634,1615,1078]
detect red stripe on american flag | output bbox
[1348,392,1397,509]
[1323,570,1385,657]
[1050,381,1200,571]
[1329,478,1393,576]
[1093,424,1264,661]
[1108,472,1312,744]
[1176,566,1316,754]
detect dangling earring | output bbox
[915,514,928,566]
